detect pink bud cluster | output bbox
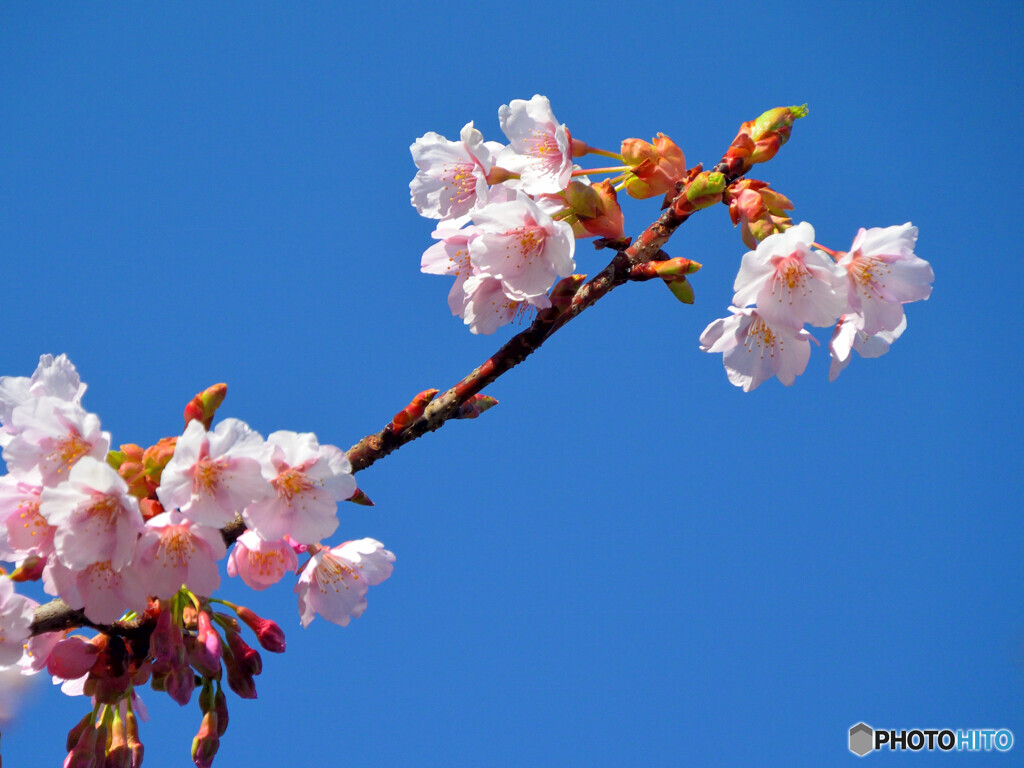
[0,355,395,765]
[700,222,934,390]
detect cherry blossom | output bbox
[420,218,479,315]
[43,558,148,624]
[157,418,271,528]
[410,122,503,220]
[829,313,907,382]
[0,353,86,447]
[0,577,37,665]
[497,95,573,195]
[133,511,227,599]
[242,431,356,544]
[0,477,54,558]
[39,457,144,570]
[294,539,395,628]
[837,222,933,335]
[2,397,110,486]
[700,306,814,392]
[468,193,575,302]
[460,272,549,335]
[732,222,847,330]
[226,530,298,591]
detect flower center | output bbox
[442,161,478,207]
[192,457,227,495]
[744,316,782,359]
[316,554,359,593]
[524,127,559,161]
[273,467,315,500]
[160,526,196,567]
[851,253,890,299]
[46,431,90,478]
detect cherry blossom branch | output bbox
[28,154,741,639]
[345,157,737,474]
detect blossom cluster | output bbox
[700,222,933,391]
[411,95,645,334]
[0,355,394,764]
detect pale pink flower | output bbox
[39,457,144,570]
[829,313,907,382]
[700,306,814,392]
[460,273,550,335]
[837,223,933,335]
[0,477,54,558]
[420,218,479,314]
[43,558,148,624]
[410,122,503,220]
[294,539,395,628]
[242,431,356,544]
[2,397,110,486]
[497,95,573,195]
[0,577,37,665]
[468,193,575,302]
[133,511,226,599]
[157,418,271,528]
[0,354,86,447]
[732,221,847,330]
[226,530,299,590]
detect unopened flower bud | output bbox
[9,553,47,581]
[64,719,100,768]
[225,631,262,676]
[105,710,131,768]
[125,708,144,768]
[213,683,229,737]
[164,663,196,706]
[549,274,586,314]
[665,276,695,305]
[191,610,223,675]
[110,444,149,498]
[454,394,499,420]
[570,180,625,240]
[622,134,686,199]
[191,711,220,768]
[66,711,94,754]
[141,436,177,492]
[387,389,439,434]
[234,606,286,654]
[346,487,374,506]
[183,383,228,429]
[724,104,808,174]
[685,171,726,209]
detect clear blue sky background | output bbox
[1,2,1021,765]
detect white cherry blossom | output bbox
[829,313,907,381]
[732,222,847,330]
[242,431,355,544]
[700,306,814,392]
[39,457,144,570]
[468,193,575,302]
[133,510,227,599]
[410,122,503,220]
[497,95,573,195]
[294,538,395,628]
[837,222,932,335]
[2,397,110,487]
[157,418,271,528]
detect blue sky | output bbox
[1,1,1021,765]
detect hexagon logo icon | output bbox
[849,723,874,756]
